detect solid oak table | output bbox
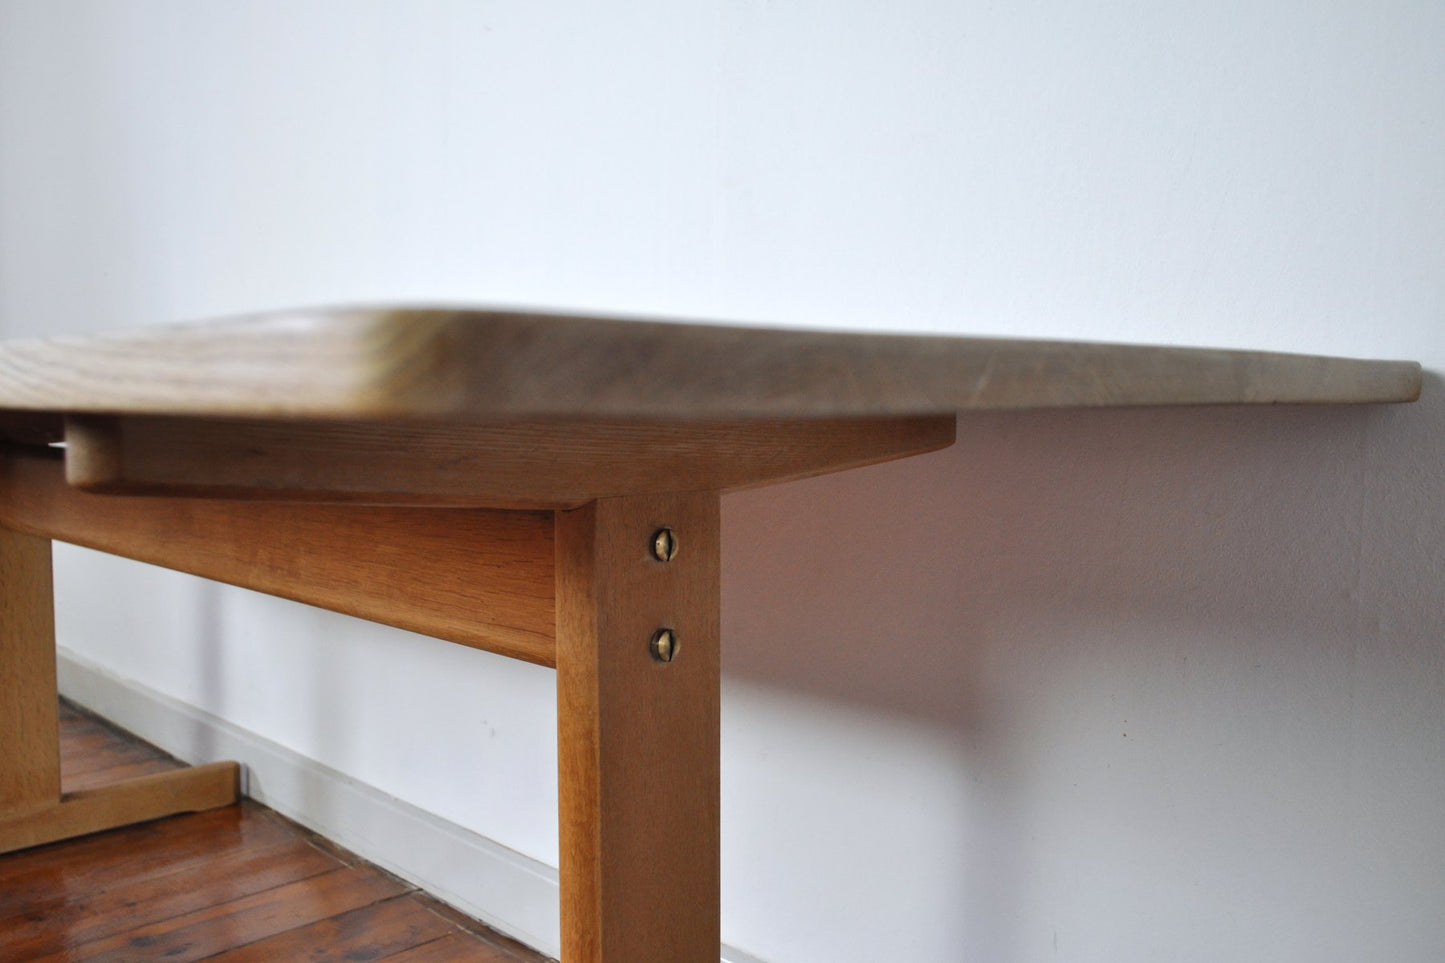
[0,308,1421,961]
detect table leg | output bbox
[0,527,60,819]
[556,492,721,962]
[0,525,239,855]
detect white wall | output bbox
[2,2,1442,961]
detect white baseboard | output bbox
[56,648,766,963]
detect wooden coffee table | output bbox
[0,307,1420,961]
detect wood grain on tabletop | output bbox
[0,308,1421,425]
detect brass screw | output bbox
[650,628,677,663]
[651,528,678,562]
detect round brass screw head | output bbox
[650,628,677,663]
[651,528,678,562]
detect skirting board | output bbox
[55,648,767,963]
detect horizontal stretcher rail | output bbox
[0,449,557,666]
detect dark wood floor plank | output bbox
[56,700,180,780]
[55,718,122,753]
[0,824,325,925]
[383,932,526,962]
[57,710,132,744]
[202,894,456,962]
[58,705,120,735]
[0,810,238,889]
[58,736,146,774]
[0,836,340,958]
[2,701,551,963]
[54,864,407,962]
[57,711,152,757]
[410,896,546,961]
[0,801,293,906]
[62,756,184,793]
[60,738,174,778]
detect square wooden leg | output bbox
[0,525,239,855]
[556,492,721,962]
[0,526,60,819]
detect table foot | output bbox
[0,761,240,854]
[1,523,240,856]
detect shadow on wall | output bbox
[720,373,1443,959]
[724,381,1445,719]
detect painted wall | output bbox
[2,2,1441,961]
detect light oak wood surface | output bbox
[0,527,59,818]
[62,414,955,508]
[0,308,1418,506]
[0,308,1420,427]
[0,450,557,665]
[556,493,721,962]
[0,763,240,855]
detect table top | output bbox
[0,309,1418,659]
[0,307,1421,427]
[0,307,1419,507]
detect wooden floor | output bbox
[0,701,553,962]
